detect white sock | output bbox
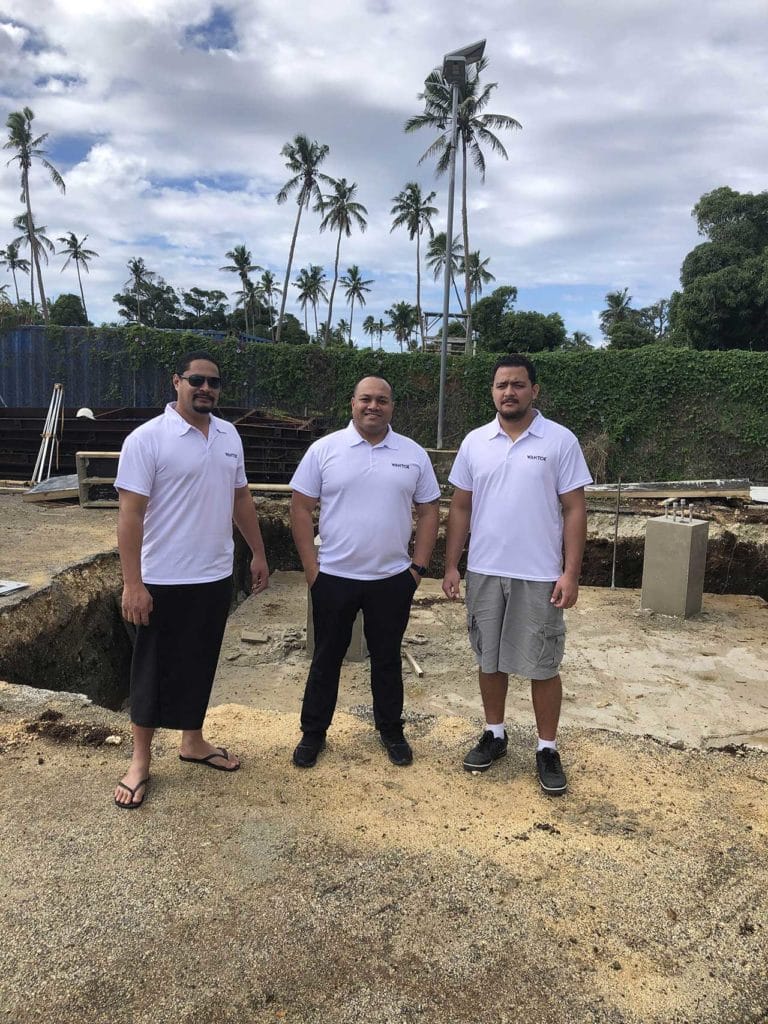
[537,737,557,752]
[486,723,506,739]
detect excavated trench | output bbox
[0,511,766,710]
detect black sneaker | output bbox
[536,748,567,795]
[379,730,413,766]
[463,729,508,772]
[292,735,326,768]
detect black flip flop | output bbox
[114,777,149,810]
[178,747,240,772]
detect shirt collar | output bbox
[345,420,398,449]
[165,402,226,436]
[486,408,545,440]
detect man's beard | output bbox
[192,396,215,414]
[498,402,529,421]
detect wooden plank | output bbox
[586,479,750,499]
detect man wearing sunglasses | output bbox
[113,351,269,809]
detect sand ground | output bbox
[0,493,767,1023]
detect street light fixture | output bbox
[436,39,486,450]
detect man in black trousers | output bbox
[289,375,440,768]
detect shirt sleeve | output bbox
[289,443,323,498]
[413,450,441,504]
[557,438,593,494]
[233,430,248,490]
[447,440,473,492]
[114,430,156,497]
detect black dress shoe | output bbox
[379,730,413,766]
[292,735,326,768]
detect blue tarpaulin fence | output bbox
[0,327,268,408]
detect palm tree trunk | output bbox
[277,195,305,345]
[416,229,425,350]
[76,261,88,322]
[324,228,342,346]
[24,179,48,321]
[240,272,249,337]
[11,268,20,306]
[460,137,472,352]
[349,297,355,346]
[312,301,319,341]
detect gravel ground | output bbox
[1,687,766,1024]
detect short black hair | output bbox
[176,350,221,376]
[353,375,393,399]
[491,354,537,385]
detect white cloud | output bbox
[0,0,766,347]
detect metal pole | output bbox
[610,477,622,589]
[436,82,460,450]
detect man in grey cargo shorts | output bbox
[442,354,592,794]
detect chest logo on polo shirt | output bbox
[527,454,547,461]
[391,462,414,470]
[224,451,238,458]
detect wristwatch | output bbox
[410,563,427,577]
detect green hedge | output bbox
[8,327,768,481]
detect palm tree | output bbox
[12,214,55,306]
[463,250,495,306]
[258,269,282,343]
[316,178,368,346]
[124,257,154,324]
[425,231,464,311]
[339,264,373,346]
[0,241,30,305]
[294,264,328,341]
[362,314,377,348]
[275,135,333,344]
[57,232,98,322]
[405,59,521,347]
[4,108,65,321]
[0,282,10,302]
[390,182,438,349]
[386,301,419,352]
[221,245,261,336]
[235,278,264,335]
[599,288,633,337]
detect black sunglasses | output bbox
[179,374,222,389]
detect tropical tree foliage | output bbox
[340,264,372,345]
[275,134,333,344]
[0,241,30,305]
[4,107,65,320]
[668,186,768,350]
[12,213,55,306]
[316,177,368,345]
[57,232,98,322]
[425,231,464,311]
[390,182,438,349]
[220,245,261,336]
[294,264,328,341]
[386,300,419,352]
[405,58,521,346]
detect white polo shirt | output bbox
[115,403,248,585]
[449,411,592,582]
[290,421,440,580]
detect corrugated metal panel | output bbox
[0,327,250,407]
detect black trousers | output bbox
[300,569,418,738]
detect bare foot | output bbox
[114,763,150,808]
[178,740,240,771]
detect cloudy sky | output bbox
[1,0,766,348]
